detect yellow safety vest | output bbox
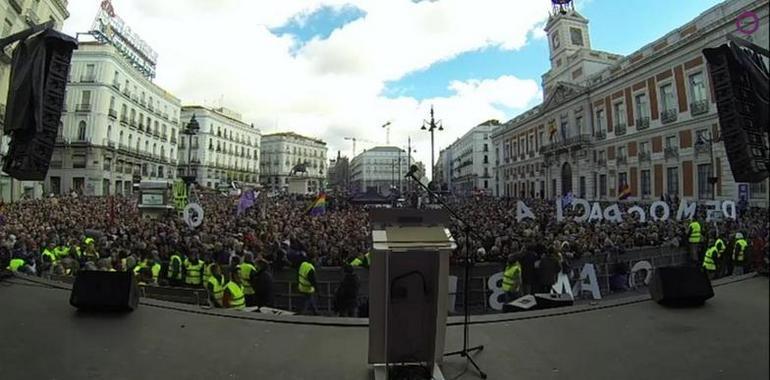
[169,255,183,280]
[688,221,702,243]
[733,239,748,262]
[714,239,726,255]
[351,252,371,268]
[207,275,225,305]
[298,261,315,294]
[84,237,95,246]
[225,281,245,310]
[502,262,522,292]
[7,258,25,272]
[239,263,257,295]
[184,259,204,285]
[54,246,70,259]
[151,263,162,283]
[203,263,214,285]
[703,246,718,271]
[41,249,57,264]
[133,260,148,275]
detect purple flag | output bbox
[237,190,255,216]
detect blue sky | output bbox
[381,0,725,100]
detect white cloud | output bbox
[63,0,550,178]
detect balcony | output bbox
[119,143,129,152]
[129,120,137,128]
[616,155,628,165]
[595,130,607,140]
[170,137,177,144]
[24,9,39,26]
[161,133,168,142]
[138,122,145,131]
[614,123,627,136]
[124,166,132,174]
[80,75,96,83]
[120,115,128,125]
[75,103,91,112]
[690,100,709,116]
[638,151,651,162]
[695,143,711,156]
[636,117,650,130]
[664,146,679,159]
[597,158,607,166]
[123,88,131,97]
[112,81,120,90]
[103,162,111,171]
[661,109,677,124]
[50,161,62,169]
[539,134,593,156]
[108,109,118,119]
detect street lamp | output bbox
[181,115,200,187]
[420,105,443,183]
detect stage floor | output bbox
[0,275,767,380]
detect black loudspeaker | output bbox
[649,266,714,306]
[534,293,575,309]
[2,29,77,180]
[703,40,769,183]
[70,270,139,311]
[503,295,537,313]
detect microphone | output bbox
[404,164,419,178]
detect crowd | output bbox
[1,190,767,314]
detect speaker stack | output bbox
[70,271,139,312]
[649,266,714,306]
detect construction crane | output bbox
[381,121,392,145]
[344,136,379,156]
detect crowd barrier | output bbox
[47,246,689,315]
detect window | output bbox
[639,141,650,154]
[84,64,95,80]
[107,125,112,141]
[579,176,586,197]
[641,170,651,196]
[570,27,584,46]
[552,179,557,198]
[618,172,628,187]
[80,90,91,105]
[113,71,119,84]
[635,93,649,119]
[599,175,607,197]
[665,135,677,149]
[697,164,713,199]
[750,182,767,198]
[538,131,544,149]
[695,129,709,144]
[598,150,606,162]
[483,155,489,164]
[109,96,115,110]
[560,121,568,140]
[596,109,605,132]
[77,121,87,141]
[660,84,675,111]
[483,143,488,152]
[667,167,679,195]
[618,146,626,158]
[2,19,12,37]
[614,102,626,125]
[689,72,706,102]
[576,116,583,135]
[72,155,86,169]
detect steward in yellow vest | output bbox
[6,258,25,272]
[184,254,204,287]
[168,253,184,286]
[206,263,225,308]
[502,255,522,302]
[298,257,318,315]
[350,252,371,268]
[238,253,259,306]
[223,267,246,310]
[702,242,719,280]
[732,233,748,276]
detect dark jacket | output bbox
[334,272,360,312]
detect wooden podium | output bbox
[367,209,456,380]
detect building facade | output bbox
[45,41,181,196]
[440,120,498,195]
[0,0,70,201]
[349,146,414,195]
[260,132,327,192]
[327,152,350,193]
[179,106,260,189]
[492,0,769,206]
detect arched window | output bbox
[130,109,136,123]
[128,134,133,147]
[154,121,159,133]
[107,125,112,141]
[119,131,124,145]
[136,137,141,151]
[145,141,149,153]
[152,143,157,155]
[160,146,165,159]
[77,121,86,141]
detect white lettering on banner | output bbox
[722,200,736,220]
[649,201,670,221]
[676,200,697,221]
[603,204,623,223]
[628,260,653,289]
[556,198,564,222]
[573,199,590,222]
[588,202,603,222]
[487,272,505,311]
[516,201,535,223]
[447,275,458,313]
[705,201,721,222]
[627,206,646,223]
[572,263,601,300]
[551,272,574,297]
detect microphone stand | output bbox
[407,172,487,379]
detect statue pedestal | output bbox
[288,177,309,195]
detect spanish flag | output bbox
[618,183,632,200]
[308,192,327,216]
[548,120,557,139]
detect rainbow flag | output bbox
[618,183,632,200]
[308,192,327,216]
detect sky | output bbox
[62,0,725,177]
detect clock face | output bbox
[552,33,561,49]
[570,28,584,46]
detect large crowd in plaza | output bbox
[1,189,767,313]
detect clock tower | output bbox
[544,0,591,71]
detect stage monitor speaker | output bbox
[703,40,769,183]
[503,295,537,313]
[70,270,139,311]
[534,293,574,310]
[649,266,714,306]
[2,29,77,181]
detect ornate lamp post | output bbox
[420,105,443,183]
[181,115,200,188]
